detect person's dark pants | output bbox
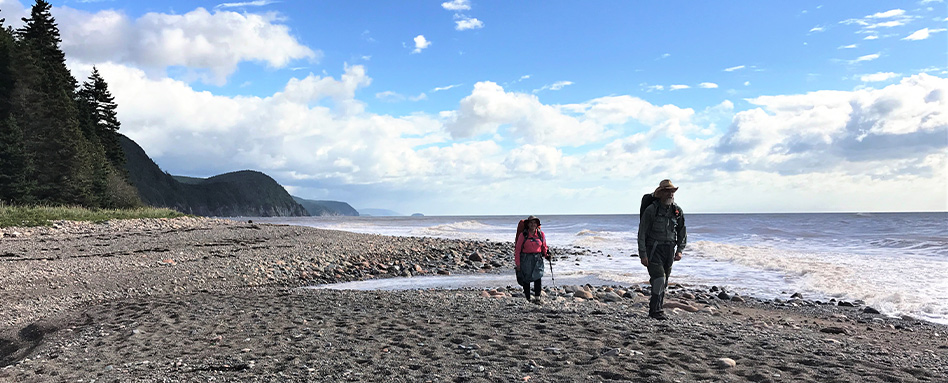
[523,279,542,300]
[646,241,676,316]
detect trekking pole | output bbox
[547,251,555,287]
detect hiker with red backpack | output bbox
[514,215,550,304]
[638,180,687,320]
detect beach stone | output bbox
[469,250,483,262]
[664,301,699,312]
[863,307,881,314]
[791,292,804,299]
[838,301,856,307]
[574,290,594,299]
[602,292,623,302]
[715,358,736,369]
[821,327,850,335]
[730,295,745,302]
[717,291,731,300]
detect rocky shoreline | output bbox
[1,218,946,382]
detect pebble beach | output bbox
[1,217,946,382]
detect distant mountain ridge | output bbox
[293,197,359,216]
[120,135,308,217]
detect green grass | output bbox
[0,204,186,228]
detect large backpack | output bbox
[640,193,684,237]
[640,193,659,217]
[515,219,543,253]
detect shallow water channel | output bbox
[309,271,636,291]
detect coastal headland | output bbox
[1,218,945,382]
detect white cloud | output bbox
[867,9,905,18]
[445,81,602,145]
[809,26,825,32]
[376,91,405,102]
[864,35,879,40]
[645,85,664,92]
[699,82,719,89]
[455,17,483,30]
[869,20,907,29]
[56,6,316,85]
[534,81,573,93]
[744,81,751,86]
[903,28,947,40]
[215,1,277,9]
[860,72,901,82]
[716,74,947,179]
[838,44,858,49]
[724,65,746,72]
[855,53,881,62]
[412,35,431,53]
[433,84,462,92]
[70,60,946,213]
[670,84,690,90]
[441,0,471,11]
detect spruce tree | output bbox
[0,116,35,204]
[0,16,34,204]
[80,67,125,172]
[14,0,95,206]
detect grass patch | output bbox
[0,204,186,228]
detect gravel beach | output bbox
[1,218,946,382]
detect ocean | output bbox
[247,212,948,324]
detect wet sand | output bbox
[1,218,946,382]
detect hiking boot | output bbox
[649,312,668,320]
[533,296,543,305]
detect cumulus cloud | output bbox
[670,84,691,90]
[860,72,900,82]
[903,27,946,40]
[412,35,431,53]
[441,0,471,11]
[699,82,719,89]
[455,16,483,30]
[716,74,947,178]
[54,6,316,86]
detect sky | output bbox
[1,0,946,215]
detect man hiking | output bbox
[638,179,687,320]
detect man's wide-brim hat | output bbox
[524,215,541,225]
[652,179,679,195]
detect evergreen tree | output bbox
[14,0,95,206]
[0,16,34,203]
[79,67,125,172]
[0,116,35,204]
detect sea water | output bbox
[247,213,948,324]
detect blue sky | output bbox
[2,0,946,214]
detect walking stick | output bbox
[547,251,555,287]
